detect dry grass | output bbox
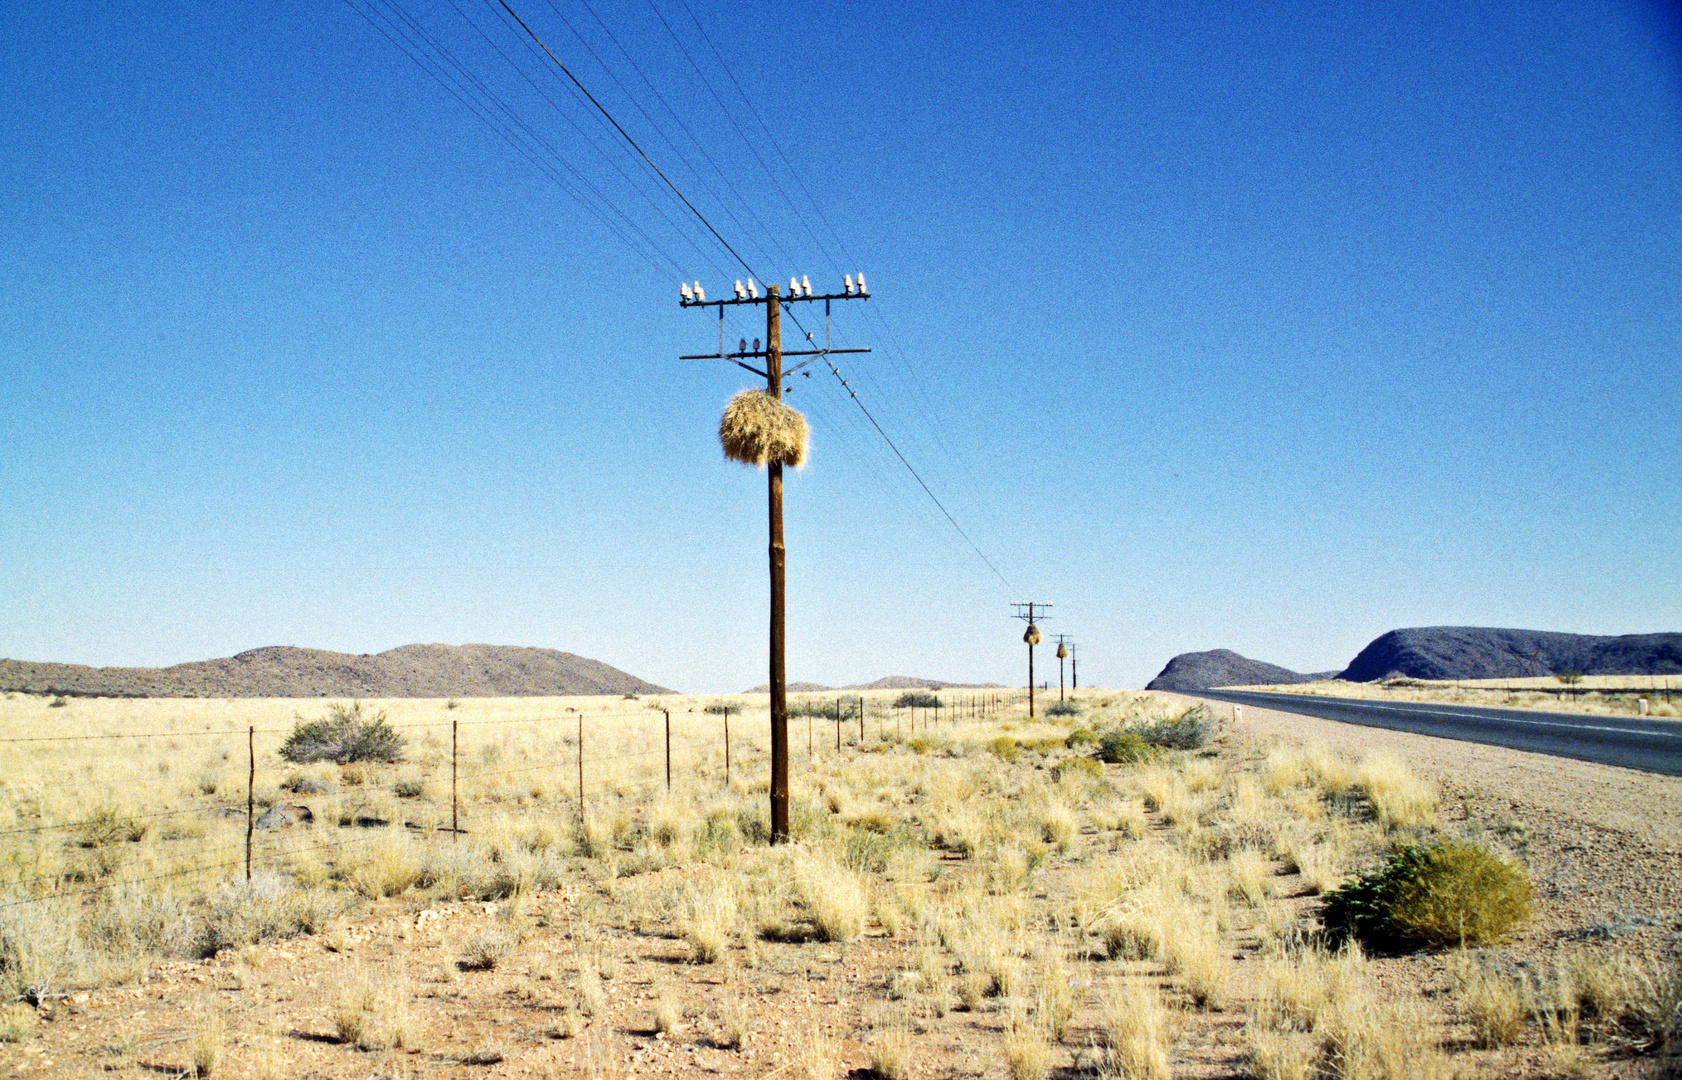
[1249,675,1682,719]
[190,1011,224,1077]
[0,688,1670,1080]
[1100,979,1170,1079]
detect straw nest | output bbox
[1024,624,1043,646]
[719,389,809,469]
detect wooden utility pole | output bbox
[678,274,873,844]
[1012,602,1052,718]
[1055,635,1070,702]
[767,285,788,840]
[1069,643,1079,690]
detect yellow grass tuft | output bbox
[1101,980,1170,1079]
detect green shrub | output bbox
[1051,757,1102,782]
[1555,669,1584,685]
[1095,730,1153,764]
[1323,840,1532,947]
[48,696,69,708]
[702,702,740,716]
[1137,706,1216,750]
[1045,700,1080,717]
[1065,728,1098,748]
[894,691,941,709]
[907,737,933,755]
[279,702,405,765]
[988,736,1020,763]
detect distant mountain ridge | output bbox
[0,644,673,698]
[1341,627,1682,682]
[743,675,1006,694]
[1147,626,1682,691]
[1146,650,1321,693]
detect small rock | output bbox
[254,805,314,830]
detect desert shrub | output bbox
[1095,730,1153,764]
[1323,841,1532,947]
[1051,757,1102,783]
[77,806,149,847]
[0,1003,33,1043]
[702,702,740,716]
[894,691,941,709]
[1045,700,1080,717]
[988,736,1020,763]
[1065,727,1097,748]
[279,702,404,764]
[1555,670,1584,685]
[48,696,68,708]
[1137,705,1216,750]
[458,927,513,971]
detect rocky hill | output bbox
[0,644,673,698]
[1146,649,1319,692]
[1339,627,1682,682]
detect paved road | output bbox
[1193,688,1682,777]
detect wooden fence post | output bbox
[452,719,459,841]
[577,714,585,822]
[724,709,731,787]
[664,708,671,791]
[858,697,865,743]
[246,726,254,881]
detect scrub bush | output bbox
[1323,841,1532,947]
[279,702,404,765]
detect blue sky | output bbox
[2,1,1678,692]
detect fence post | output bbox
[664,708,671,791]
[808,711,813,760]
[452,719,459,841]
[246,726,254,881]
[858,697,864,743]
[724,709,731,788]
[577,714,585,822]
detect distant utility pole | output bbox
[679,273,872,843]
[1011,602,1052,718]
[1068,642,1079,690]
[1055,635,1070,701]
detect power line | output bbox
[814,350,1016,595]
[492,0,760,281]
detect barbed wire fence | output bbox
[0,691,1018,913]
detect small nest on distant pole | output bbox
[719,389,809,469]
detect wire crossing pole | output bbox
[678,274,872,845]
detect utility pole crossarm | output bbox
[679,347,872,360]
[678,291,870,309]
